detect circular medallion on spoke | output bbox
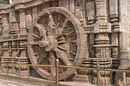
[28,7,87,80]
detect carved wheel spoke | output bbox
[28,7,86,80]
[54,48,72,66]
[29,42,39,45]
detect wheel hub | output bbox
[39,36,58,52]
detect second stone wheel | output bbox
[27,7,87,80]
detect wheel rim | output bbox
[27,7,87,80]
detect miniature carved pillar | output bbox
[2,15,9,57]
[70,0,75,14]
[120,33,130,60]
[32,7,38,23]
[114,1,130,86]
[118,0,130,67]
[18,9,28,75]
[93,0,112,85]
[2,15,9,36]
[9,11,19,59]
[19,9,27,34]
[26,9,32,28]
[94,0,111,59]
[95,0,108,22]
[19,9,27,58]
[26,8,32,56]
[111,33,119,58]
[1,14,9,71]
[109,0,119,22]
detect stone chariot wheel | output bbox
[27,7,87,80]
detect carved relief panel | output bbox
[9,10,19,34]
[86,0,95,24]
[75,0,86,25]
[0,0,123,84]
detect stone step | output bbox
[59,82,95,86]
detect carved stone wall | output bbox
[0,0,129,86]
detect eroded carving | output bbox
[28,7,87,80]
[0,0,127,86]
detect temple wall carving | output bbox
[0,0,129,85]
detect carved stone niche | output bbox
[86,0,96,24]
[10,22,19,34]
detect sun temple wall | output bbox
[0,0,129,86]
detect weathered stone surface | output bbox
[109,0,119,22]
[86,0,95,24]
[0,0,129,86]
